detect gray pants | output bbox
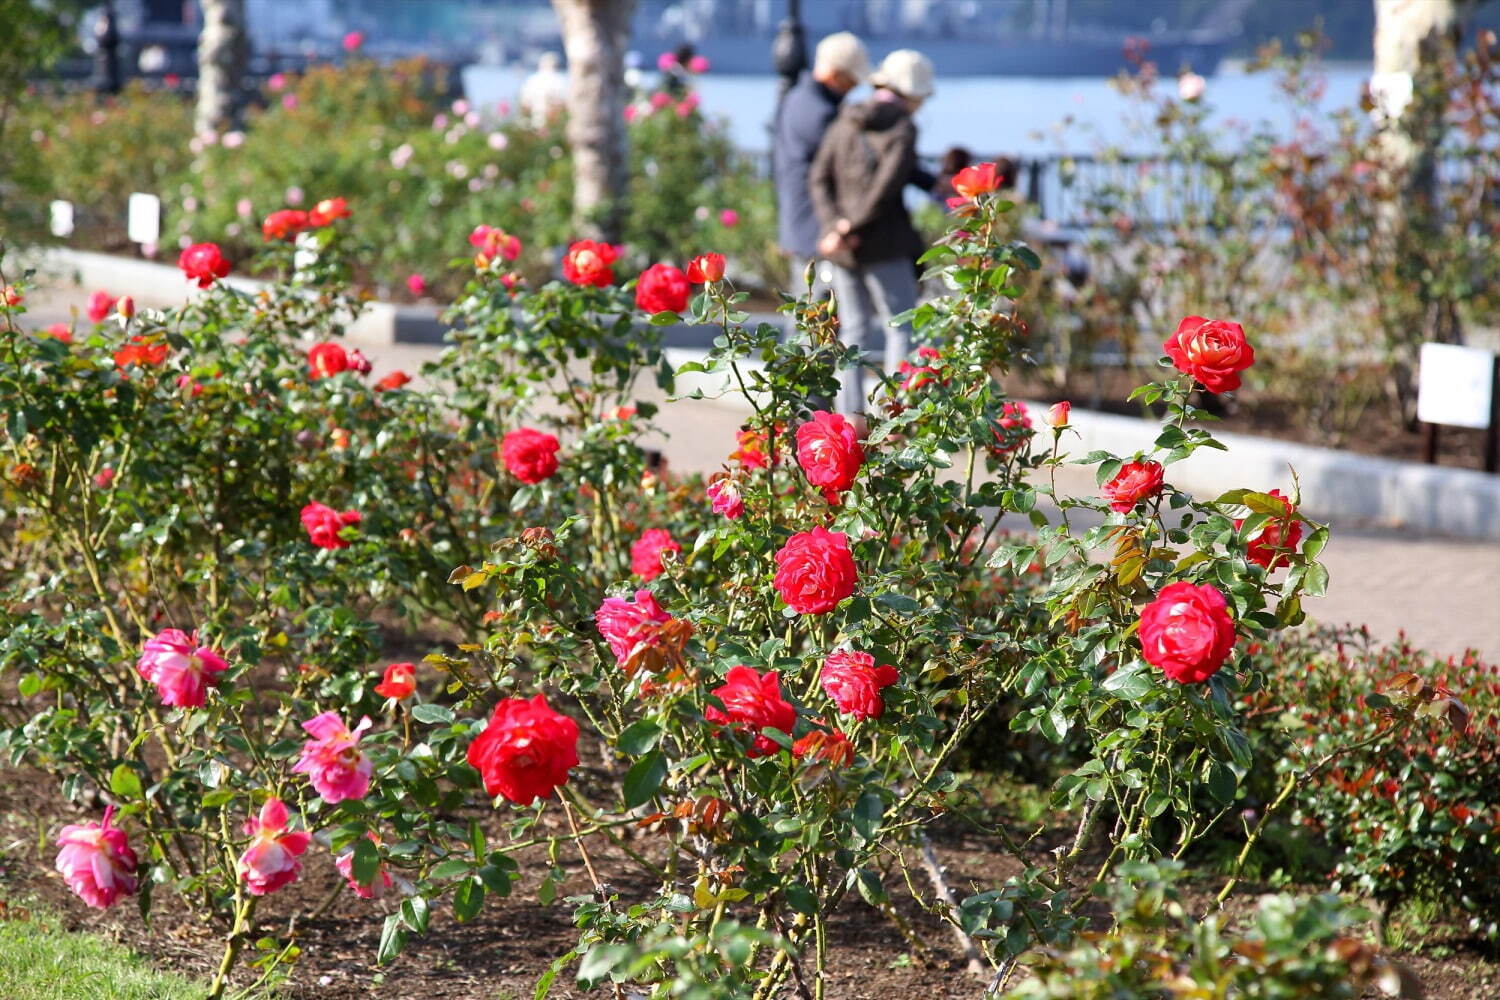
[830,258,916,415]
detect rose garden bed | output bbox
[1,184,1496,999]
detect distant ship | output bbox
[633,0,1233,78]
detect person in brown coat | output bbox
[809,49,935,415]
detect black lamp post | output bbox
[771,0,806,102]
[93,0,122,95]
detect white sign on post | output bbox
[126,192,161,245]
[49,200,75,238]
[1417,342,1495,430]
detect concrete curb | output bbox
[1045,404,1500,540]
[33,248,1498,539]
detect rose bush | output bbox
[0,178,1451,999]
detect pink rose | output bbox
[1163,316,1254,393]
[796,411,864,503]
[136,628,229,708]
[55,806,138,908]
[719,208,739,228]
[595,589,671,667]
[86,290,118,323]
[237,798,310,896]
[707,476,744,519]
[300,501,361,549]
[1101,460,1165,513]
[335,833,393,899]
[292,710,373,803]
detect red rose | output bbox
[262,209,310,241]
[821,650,899,721]
[952,162,1002,200]
[307,342,350,379]
[596,589,671,666]
[113,336,168,369]
[635,262,690,314]
[631,528,680,581]
[301,501,361,549]
[1163,316,1255,393]
[898,346,944,392]
[501,427,560,484]
[86,291,118,323]
[1236,489,1303,570]
[989,401,1033,454]
[374,662,416,700]
[1102,460,1165,513]
[730,427,771,469]
[796,410,864,502]
[308,197,350,227]
[376,370,411,391]
[706,476,744,519]
[773,526,856,615]
[686,253,726,284]
[1139,581,1236,684]
[705,666,796,758]
[466,694,579,805]
[562,240,618,287]
[178,243,230,288]
[1045,400,1071,428]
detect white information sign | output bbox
[126,192,161,245]
[49,200,74,237]
[1417,342,1495,430]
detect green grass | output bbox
[0,905,210,1000]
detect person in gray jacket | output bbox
[772,32,870,292]
[809,49,935,416]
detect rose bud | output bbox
[1045,401,1071,428]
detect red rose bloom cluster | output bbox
[1138,581,1237,684]
[301,501,361,549]
[1237,489,1303,570]
[114,336,169,370]
[307,342,350,379]
[562,240,619,287]
[705,666,796,758]
[773,526,856,615]
[631,528,681,581]
[178,243,231,288]
[501,427,561,484]
[466,694,580,805]
[87,290,118,323]
[262,209,310,241]
[821,650,900,721]
[687,252,726,283]
[989,401,1034,454]
[1163,315,1255,393]
[469,225,521,264]
[795,411,864,503]
[635,262,690,314]
[1102,459,1165,513]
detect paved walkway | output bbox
[16,282,1500,661]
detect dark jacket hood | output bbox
[846,98,908,132]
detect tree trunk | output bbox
[196,0,247,135]
[550,0,638,242]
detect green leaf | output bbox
[411,703,454,725]
[428,858,471,881]
[1101,668,1154,701]
[577,943,630,983]
[109,763,143,801]
[784,882,817,916]
[352,836,380,886]
[1206,762,1237,805]
[623,750,667,808]
[453,877,484,922]
[852,791,884,843]
[377,913,407,964]
[616,719,662,755]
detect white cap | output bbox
[870,49,934,100]
[813,32,870,80]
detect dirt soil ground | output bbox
[2,762,1496,999]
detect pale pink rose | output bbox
[281,94,299,110]
[237,798,310,896]
[719,208,739,228]
[452,98,471,116]
[432,113,449,130]
[236,198,254,219]
[464,111,480,127]
[487,131,508,150]
[650,91,672,111]
[285,185,304,206]
[334,833,393,899]
[55,806,138,908]
[657,51,678,72]
[267,72,287,92]
[1178,72,1206,102]
[222,130,245,149]
[496,100,512,116]
[136,628,229,708]
[292,711,373,803]
[688,55,710,73]
[675,93,700,117]
[623,104,639,123]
